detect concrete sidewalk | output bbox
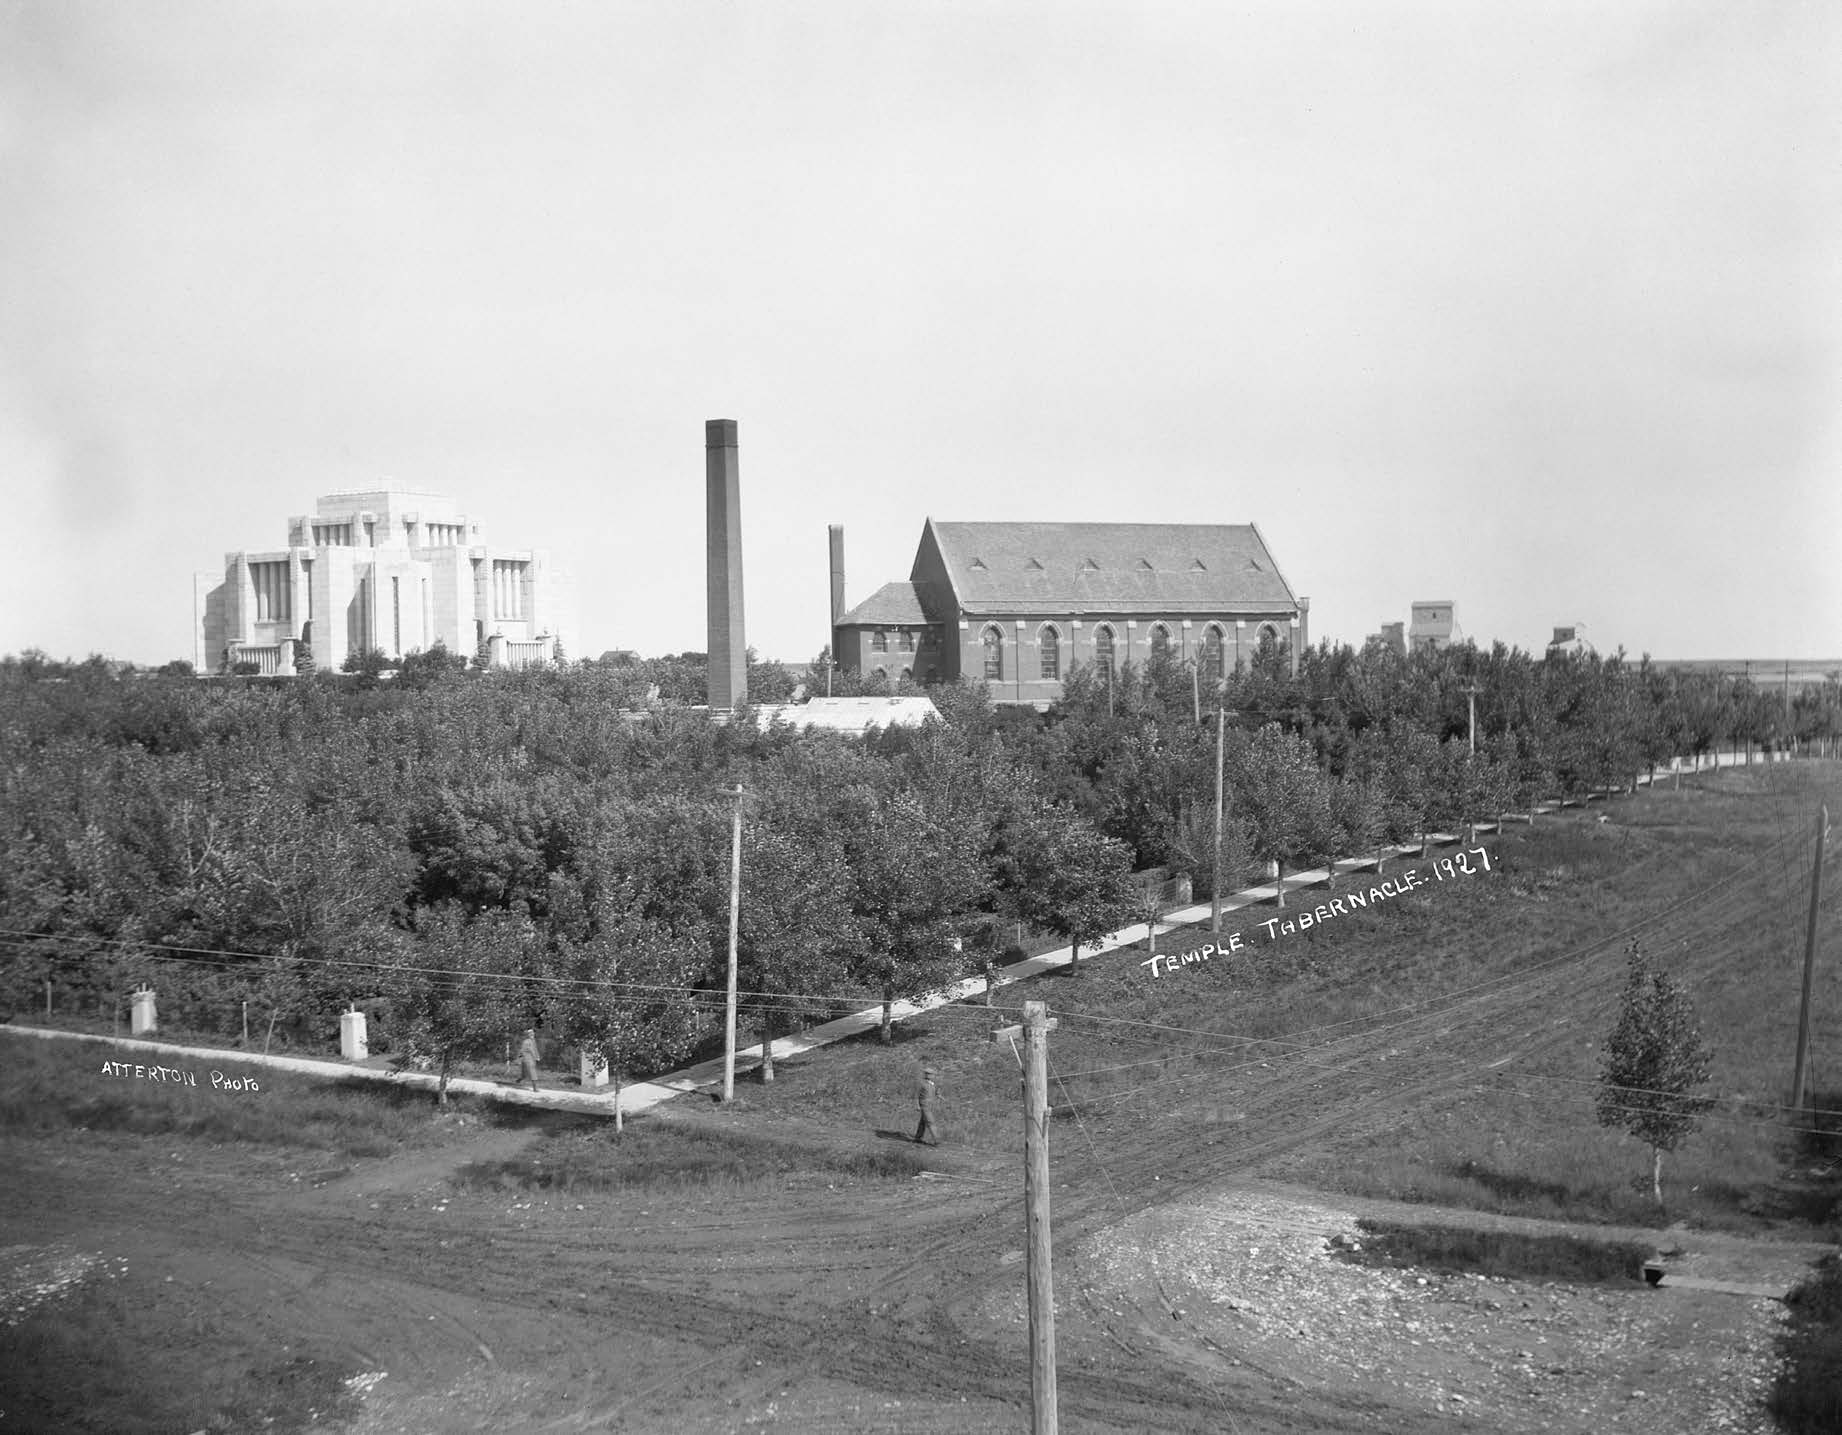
[4,748,1770,1121]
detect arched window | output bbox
[982,626,1004,680]
[1040,625,1060,680]
[1093,624,1115,680]
[901,666,913,683]
[871,629,888,653]
[1149,623,1172,659]
[1201,624,1225,683]
[898,629,915,652]
[1257,622,1280,647]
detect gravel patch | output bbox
[1068,1192,1788,1433]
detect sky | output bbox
[2,0,1838,668]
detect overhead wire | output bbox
[0,925,1031,1018]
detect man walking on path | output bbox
[518,1028,541,1093]
[914,1066,942,1146]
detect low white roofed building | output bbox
[752,695,941,735]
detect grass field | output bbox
[681,759,1842,1232]
[0,1034,496,1158]
[1332,1219,1655,1285]
[453,1116,925,1194]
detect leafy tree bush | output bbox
[396,641,468,690]
[1231,724,1334,904]
[386,904,537,1105]
[994,796,1137,969]
[340,647,394,689]
[542,910,707,1129]
[1595,939,1715,1207]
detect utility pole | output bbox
[722,784,744,1104]
[1462,681,1481,755]
[1785,661,1793,757]
[1792,806,1829,1112]
[993,1001,1060,1435]
[1212,703,1227,934]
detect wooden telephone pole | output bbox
[1462,681,1481,755]
[994,1001,1060,1435]
[722,784,744,1104]
[1212,702,1226,934]
[1791,806,1829,1112]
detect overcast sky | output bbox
[3,1,1837,667]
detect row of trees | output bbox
[2,639,1834,1100]
[0,661,1136,1100]
[974,642,1842,896]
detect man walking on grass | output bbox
[914,1066,942,1146]
[518,1028,541,1093]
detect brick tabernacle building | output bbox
[829,520,1306,705]
[193,485,575,675]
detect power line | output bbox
[0,928,1032,1020]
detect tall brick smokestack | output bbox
[705,419,746,711]
[827,524,846,677]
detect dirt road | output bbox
[3,937,1821,1435]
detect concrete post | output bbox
[131,989,157,1036]
[340,1007,368,1061]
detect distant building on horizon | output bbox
[1365,602,1458,656]
[1408,601,1460,653]
[1545,624,1595,659]
[827,519,1306,706]
[1367,621,1407,656]
[193,485,575,675]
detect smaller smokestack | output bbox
[828,525,846,625]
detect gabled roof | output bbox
[918,520,1297,616]
[836,581,938,628]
